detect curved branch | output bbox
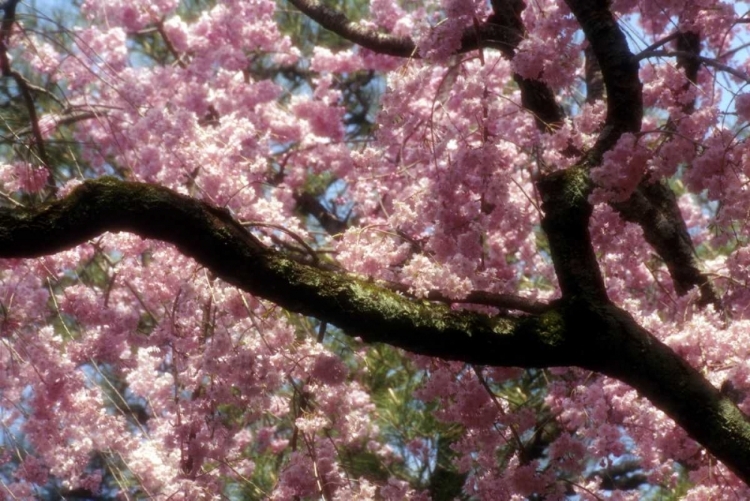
[1,178,750,481]
[564,0,642,156]
[286,0,522,58]
[286,0,417,57]
[565,0,719,306]
[297,0,718,307]
[0,178,568,367]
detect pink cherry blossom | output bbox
[4,0,750,499]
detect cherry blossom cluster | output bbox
[2,0,750,499]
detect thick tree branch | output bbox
[534,159,750,479]
[565,0,719,306]
[584,44,604,103]
[0,178,567,367]
[538,168,607,301]
[581,302,750,486]
[2,178,750,481]
[289,0,717,303]
[564,0,642,157]
[533,152,747,480]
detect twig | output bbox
[635,49,750,83]
[241,220,320,265]
[0,0,56,195]
[381,280,552,314]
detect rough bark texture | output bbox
[2,177,750,481]
[0,0,745,488]
[565,0,642,146]
[0,178,563,367]
[289,0,716,302]
[565,0,719,305]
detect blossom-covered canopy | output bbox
[2,0,750,499]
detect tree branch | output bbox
[286,0,417,57]
[635,49,750,84]
[290,0,719,304]
[0,178,567,367]
[538,168,607,301]
[565,0,719,306]
[611,182,719,304]
[285,0,529,59]
[564,0,642,157]
[2,178,750,481]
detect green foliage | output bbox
[276,0,369,53]
[303,171,336,197]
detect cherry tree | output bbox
[2,0,750,498]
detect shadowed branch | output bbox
[1,177,750,481]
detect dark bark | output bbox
[285,0,416,57]
[537,168,607,301]
[288,0,714,302]
[0,0,743,488]
[584,44,604,104]
[564,0,642,157]
[0,178,566,368]
[612,181,719,305]
[1,177,750,482]
[565,0,719,305]
[674,31,701,112]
